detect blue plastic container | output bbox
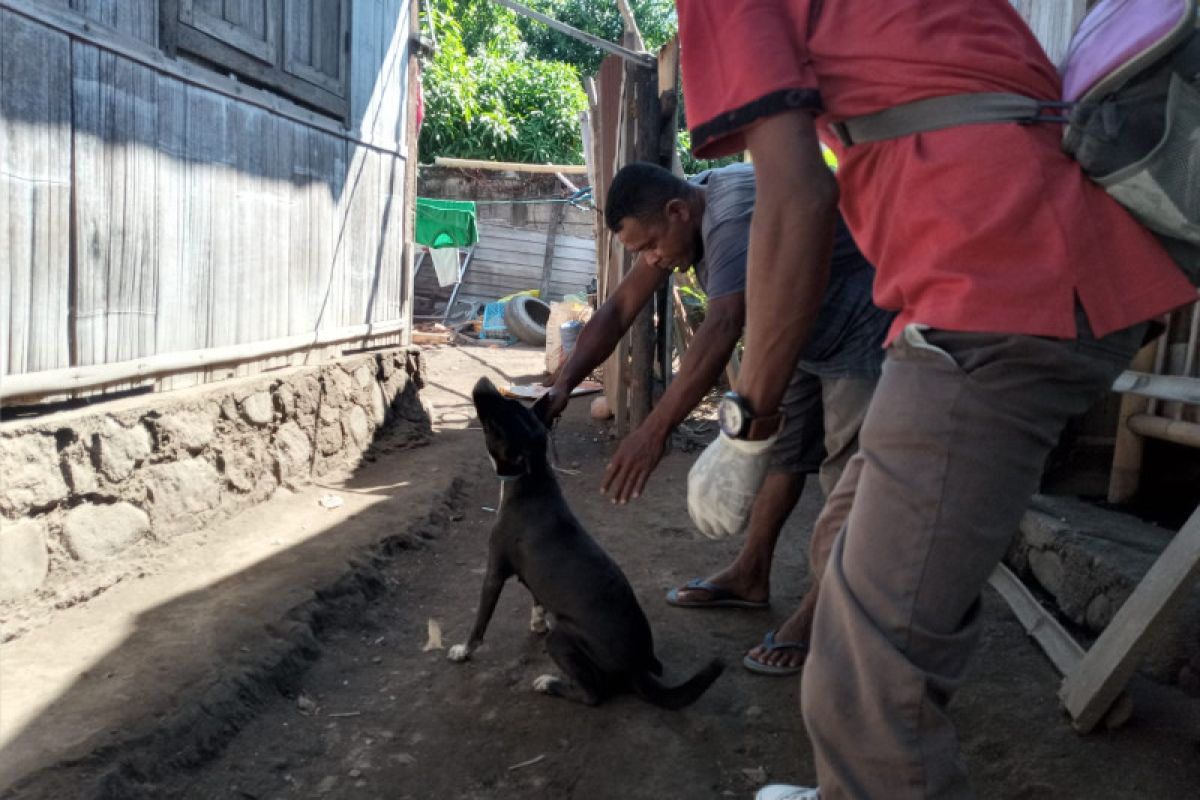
[481,301,509,339]
[560,320,584,357]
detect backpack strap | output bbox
[828,92,1072,147]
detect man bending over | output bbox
[538,160,892,675]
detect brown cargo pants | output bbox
[800,315,1146,799]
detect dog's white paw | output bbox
[529,605,549,635]
[447,643,471,662]
[533,674,562,694]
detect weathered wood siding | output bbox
[70,0,158,44]
[0,9,72,377]
[453,223,595,311]
[0,0,414,396]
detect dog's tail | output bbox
[632,658,725,710]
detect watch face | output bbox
[718,394,745,438]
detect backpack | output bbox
[827,0,1200,286]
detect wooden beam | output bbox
[402,0,422,346]
[0,321,410,402]
[1060,504,1200,733]
[539,203,566,300]
[988,563,1084,676]
[1111,370,1200,405]
[433,156,588,174]
[490,0,654,67]
[615,0,644,51]
[625,39,659,429]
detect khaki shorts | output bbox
[770,368,878,496]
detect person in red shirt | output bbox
[676,2,1196,798]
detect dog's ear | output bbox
[530,394,554,430]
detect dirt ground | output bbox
[2,341,1199,799]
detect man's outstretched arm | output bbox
[602,292,744,503]
[539,258,665,423]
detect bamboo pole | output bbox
[1107,341,1159,503]
[489,0,654,66]
[433,157,589,174]
[1126,413,1200,449]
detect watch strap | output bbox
[744,411,784,441]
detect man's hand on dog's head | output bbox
[534,387,569,428]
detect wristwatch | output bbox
[717,391,784,441]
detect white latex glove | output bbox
[687,432,777,539]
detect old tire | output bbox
[504,295,551,346]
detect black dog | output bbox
[447,377,724,708]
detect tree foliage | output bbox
[518,0,676,75]
[419,1,587,164]
[418,0,737,172]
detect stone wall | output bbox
[418,166,595,239]
[1006,495,1200,691]
[0,348,428,603]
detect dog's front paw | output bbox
[447,643,471,662]
[533,674,563,695]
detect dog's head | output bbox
[472,377,550,478]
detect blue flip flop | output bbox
[665,578,769,609]
[742,630,808,676]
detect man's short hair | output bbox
[605,162,691,233]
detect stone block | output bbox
[224,440,278,498]
[274,383,296,420]
[294,375,322,418]
[370,381,387,425]
[0,434,70,516]
[143,458,222,534]
[0,519,49,599]
[241,392,275,426]
[1028,548,1065,598]
[274,421,313,483]
[62,502,151,561]
[97,419,152,482]
[317,418,344,456]
[352,364,374,389]
[323,368,355,407]
[151,407,217,452]
[344,405,371,449]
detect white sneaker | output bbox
[755,786,820,800]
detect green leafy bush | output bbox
[420,2,587,165]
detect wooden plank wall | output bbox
[70,0,158,44]
[453,223,595,311]
[0,9,72,378]
[0,0,413,395]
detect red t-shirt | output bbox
[678,0,1195,342]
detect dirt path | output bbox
[3,342,1199,799]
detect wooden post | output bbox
[401,0,421,347]
[538,202,565,300]
[655,36,680,394]
[626,52,658,429]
